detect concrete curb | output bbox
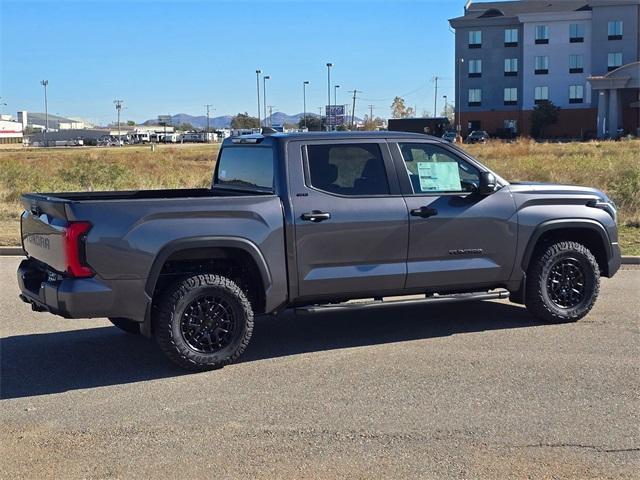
[0,247,23,256]
[0,245,638,264]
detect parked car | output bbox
[441,131,457,143]
[466,130,490,144]
[18,131,621,371]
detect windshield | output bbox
[214,146,274,191]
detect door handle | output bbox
[301,210,331,222]
[410,206,438,218]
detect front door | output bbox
[391,141,518,290]
[288,139,409,300]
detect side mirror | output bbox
[478,172,497,195]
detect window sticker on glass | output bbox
[417,162,461,192]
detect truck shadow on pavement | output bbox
[1,301,543,399]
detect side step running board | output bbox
[295,290,510,315]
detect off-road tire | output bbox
[154,274,253,371]
[525,241,600,323]
[109,317,141,334]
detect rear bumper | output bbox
[17,258,114,318]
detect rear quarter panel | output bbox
[66,195,287,319]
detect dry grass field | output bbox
[1,139,638,253]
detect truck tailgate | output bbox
[20,195,71,273]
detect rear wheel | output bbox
[525,241,600,323]
[108,317,141,334]
[154,274,253,371]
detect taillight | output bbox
[64,221,93,277]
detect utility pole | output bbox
[303,81,310,129]
[255,69,262,128]
[433,76,439,118]
[326,63,332,131]
[263,75,270,127]
[349,90,362,129]
[113,99,123,146]
[40,80,49,146]
[334,85,340,109]
[368,104,374,122]
[204,104,213,142]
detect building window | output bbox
[468,59,482,78]
[534,86,549,104]
[468,30,482,48]
[535,25,549,44]
[608,21,623,40]
[504,119,517,133]
[569,85,584,104]
[504,58,518,76]
[569,54,584,73]
[535,55,549,74]
[504,28,518,47]
[569,23,584,42]
[468,88,482,106]
[608,52,623,71]
[504,87,518,105]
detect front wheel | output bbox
[525,241,600,323]
[154,274,254,371]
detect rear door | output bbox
[391,140,517,290]
[288,139,408,300]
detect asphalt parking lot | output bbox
[1,256,638,479]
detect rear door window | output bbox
[306,143,390,196]
[215,146,274,191]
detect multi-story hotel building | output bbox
[449,0,640,138]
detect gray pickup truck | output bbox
[18,132,621,370]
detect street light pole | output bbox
[334,85,340,110]
[204,104,213,142]
[326,63,332,131]
[433,76,439,118]
[255,69,262,129]
[263,75,270,127]
[303,81,310,129]
[40,80,49,146]
[457,58,464,133]
[114,100,123,146]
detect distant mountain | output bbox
[144,113,232,129]
[144,111,362,129]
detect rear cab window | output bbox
[214,146,274,192]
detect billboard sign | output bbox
[158,115,172,125]
[325,105,345,127]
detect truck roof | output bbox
[223,130,444,146]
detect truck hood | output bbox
[508,181,609,200]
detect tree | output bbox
[298,115,323,131]
[530,100,560,138]
[362,115,385,131]
[177,122,195,131]
[391,96,415,119]
[126,120,136,126]
[440,104,455,124]
[231,112,259,129]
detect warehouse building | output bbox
[449,0,640,138]
[0,114,24,144]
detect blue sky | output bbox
[1,0,463,124]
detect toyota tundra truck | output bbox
[17,132,621,370]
